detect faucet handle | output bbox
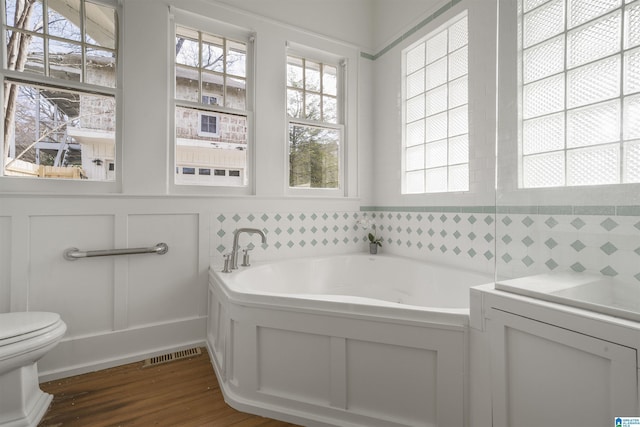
[241,247,252,267]
[222,253,232,273]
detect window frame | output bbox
[169,8,254,195]
[0,0,121,193]
[285,44,345,197]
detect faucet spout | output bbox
[231,228,267,269]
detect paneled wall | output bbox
[0,196,366,380]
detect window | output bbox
[198,113,219,137]
[519,0,640,188]
[174,24,249,187]
[402,13,469,194]
[286,53,342,190]
[2,0,118,181]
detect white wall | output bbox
[216,0,375,50]
[371,0,448,53]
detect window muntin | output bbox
[2,0,118,181]
[519,0,640,188]
[286,54,342,190]
[174,25,249,187]
[402,13,469,194]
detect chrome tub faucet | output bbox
[230,228,267,270]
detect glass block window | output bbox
[402,13,469,194]
[519,0,640,188]
[174,25,250,187]
[287,54,343,189]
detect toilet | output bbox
[0,312,67,427]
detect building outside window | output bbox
[174,23,249,187]
[519,0,640,188]
[402,13,469,194]
[2,0,118,181]
[286,53,343,190]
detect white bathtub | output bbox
[207,254,492,427]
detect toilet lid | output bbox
[0,312,61,341]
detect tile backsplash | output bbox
[495,207,640,285]
[210,205,640,285]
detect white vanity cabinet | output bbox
[473,285,640,427]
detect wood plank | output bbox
[38,347,300,427]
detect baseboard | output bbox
[38,316,207,382]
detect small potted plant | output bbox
[357,217,382,254]
[368,231,383,254]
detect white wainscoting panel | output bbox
[29,215,115,337]
[126,214,201,327]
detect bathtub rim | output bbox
[208,253,491,328]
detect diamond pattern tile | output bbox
[212,206,640,286]
[600,242,618,255]
[571,262,586,272]
[571,240,586,252]
[600,217,619,231]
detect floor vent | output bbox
[142,347,202,368]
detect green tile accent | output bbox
[570,218,586,229]
[544,217,558,228]
[544,238,557,249]
[571,240,586,252]
[574,206,615,215]
[362,205,640,217]
[545,259,558,270]
[600,242,618,255]
[539,205,572,215]
[522,236,534,247]
[508,206,539,214]
[617,206,640,216]
[600,218,618,231]
[522,216,534,227]
[571,262,586,272]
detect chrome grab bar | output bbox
[63,243,169,261]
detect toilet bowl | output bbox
[0,312,67,427]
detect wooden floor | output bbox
[38,348,300,427]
